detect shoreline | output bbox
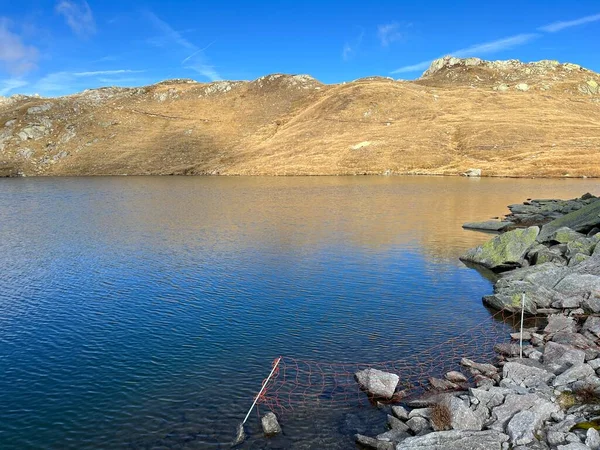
[346,192,600,449]
[1,172,599,179]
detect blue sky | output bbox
[1,0,599,97]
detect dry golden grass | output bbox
[1,59,600,177]
[430,402,453,431]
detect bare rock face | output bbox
[460,226,540,272]
[355,368,399,399]
[396,430,509,450]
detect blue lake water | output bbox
[0,176,597,449]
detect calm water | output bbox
[0,176,597,449]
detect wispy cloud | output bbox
[377,23,402,47]
[453,33,539,57]
[55,0,96,38]
[392,33,539,74]
[392,11,600,75]
[144,10,221,81]
[0,18,39,75]
[32,69,144,94]
[342,31,364,61]
[0,78,28,96]
[73,69,144,77]
[539,13,600,32]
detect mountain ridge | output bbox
[1,56,599,177]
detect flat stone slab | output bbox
[396,430,509,450]
[462,221,514,232]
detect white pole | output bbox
[520,293,525,359]
[242,357,282,426]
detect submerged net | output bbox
[256,310,545,415]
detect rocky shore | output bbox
[349,192,600,449]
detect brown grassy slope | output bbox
[0,58,599,177]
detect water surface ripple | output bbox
[0,176,596,449]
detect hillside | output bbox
[1,56,600,177]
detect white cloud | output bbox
[0,18,39,75]
[377,23,402,47]
[391,61,432,74]
[391,33,539,74]
[73,69,144,77]
[539,13,600,32]
[453,33,539,57]
[33,69,144,93]
[55,1,96,38]
[342,31,364,61]
[144,10,221,81]
[0,78,28,96]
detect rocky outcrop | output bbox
[461,194,600,313]
[354,307,600,450]
[538,200,600,242]
[459,226,540,271]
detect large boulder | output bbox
[538,199,600,242]
[355,368,399,399]
[396,430,509,450]
[460,227,540,271]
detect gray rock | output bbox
[377,428,411,443]
[507,410,536,445]
[355,368,399,399]
[388,414,410,432]
[570,254,591,267]
[553,363,595,387]
[534,247,568,266]
[557,444,592,450]
[494,343,522,356]
[539,200,600,242]
[396,430,509,450]
[356,434,394,450]
[552,331,597,352]
[18,124,49,141]
[548,430,568,446]
[583,317,600,338]
[408,408,431,419]
[583,296,600,313]
[261,411,281,435]
[586,428,600,450]
[447,397,484,431]
[588,358,600,370]
[406,416,430,434]
[460,227,540,271]
[551,227,589,244]
[489,393,559,432]
[515,83,530,91]
[566,239,596,259]
[503,361,554,387]
[546,315,578,334]
[460,358,499,377]
[543,341,586,374]
[555,274,600,298]
[462,221,513,232]
[392,405,409,420]
[429,377,459,390]
[446,371,468,383]
[26,103,52,115]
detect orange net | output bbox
[257,310,545,415]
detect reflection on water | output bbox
[0,176,596,449]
